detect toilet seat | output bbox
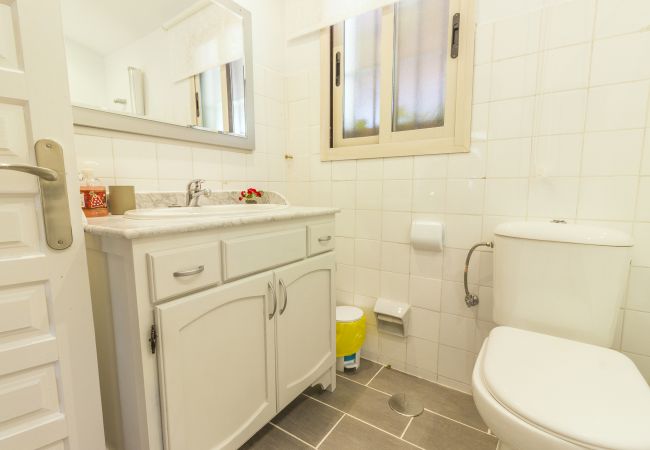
[473,327,650,450]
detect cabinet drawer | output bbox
[308,221,335,255]
[147,243,221,302]
[222,228,307,280]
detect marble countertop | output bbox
[84,205,339,239]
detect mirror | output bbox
[61,0,255,149]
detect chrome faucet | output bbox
[186,179,211,206]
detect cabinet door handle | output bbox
[268,281,277,319]
[318,236,332,243]
[173,265,204,277]
[279,279,288,315]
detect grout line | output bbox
[268,422,317,449]
[400,416,414,439]
[423,408,493,436]
[365,364,385,385]
[314,414,345,449]
[336,374,392,396]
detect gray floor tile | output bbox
[271,394,343,446]
[369,367,487,431]
[338,358,383,384]
[305,376,410,436]
[403,411,498,450]
[239,424,311,450]
[319,415,419,450]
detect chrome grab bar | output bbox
[0,163,58,181]
[173,265,205,278]
[268,281,277,319]
[279,279,288,315]
[464,241,494,307]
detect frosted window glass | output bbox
[343,9,382,139]
[393,0,449,132]
[200,66,225,133]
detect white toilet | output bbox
[472,222,650,450]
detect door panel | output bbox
[156,272,277,450]
[275,253,335,409]
[0,0,104,449]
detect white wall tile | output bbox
[406,337,438,374]
[192,148,222,180]
[528,177,580,219]
[492,11,541,60]
[590,32,650,86]
[577,177,638,220]
[439,314,476,352]
[535,90,588,135]
[488,97,536,140]
[490,54,537,100]
[642,132,650,175]
[336,264,354,293]
[356,159,383,180]
[355,210,382,240]
[444,214,483,249]
[437,345,476,385]
[380,242,411,274]
[626,266,650,313]
[157,144,192,180]
[74,134,114,178]
[484,178,529,216]
[409,307,440,342]
[332,160,357,180]
[636,177,650,222]
[474,22,494,65]
[412,179,446,213]
[541,0,595,49]
[621,310,650,355]
[380,271,410,300]
[473,64,492,104]
[447,143,486,179]
[586,82,650,131]
[354,239,380,269]
[335,209,355,237]
[355,180,382,210]
[113,139,157,179]
[379,334,407,368]
[409,276,442,311]
[382,180,412,212]
[633,223,650,267]
[594,0,650,39]
[582,130,645,176]
[410,248,444,279]
[626,352,650,383]
[445,179,485,215]
[441,280,477,319]
[332,181,356,209]
[487,138,531,178]
[381,211,412,243]
[540,44,591,93]
[413,155,448,179]
[443,248,479,284]
[355,267,380,297]
[336,237,354,265]
[531,134,583,177]
[383,157,413,179]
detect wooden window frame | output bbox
[320,0,476,161]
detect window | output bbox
[192,59,246,136]
[322,0,475,160]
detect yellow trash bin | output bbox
[336,306,366,372]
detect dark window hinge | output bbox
[149,324,158,354]
[451,13,460,59]
[195,92,200,118]
[335,51,341,87]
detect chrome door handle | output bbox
[173,265,205,277]
[279,279,288,315]
[318,236,332,243]
[268,281,277,319]
[0,163,58,181]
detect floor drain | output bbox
[388,393,424,417]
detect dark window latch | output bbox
[451,13,460,59]
[335,51,341,86]
[149,324,157,354]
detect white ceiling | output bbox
[60,0,201,55]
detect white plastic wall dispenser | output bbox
[410,220,444,251]
[374,298,410,337]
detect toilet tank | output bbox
[493,222,633,347]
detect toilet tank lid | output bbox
[494,221,633,247]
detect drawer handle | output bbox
[173,265,205,278]
[318,236,332,243]
[268,281,277,319]
[279,279,288,315]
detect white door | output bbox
[275,253,335,409]
[155,272,277,450]
[0,1,104,449]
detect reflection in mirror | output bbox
[61,0,252,141]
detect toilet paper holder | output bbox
[464,241,494,307]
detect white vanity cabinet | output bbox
[85,215,336,450]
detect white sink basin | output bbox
[124,203,289,219]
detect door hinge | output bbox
[149,324,158,354]
[450,13,460,59]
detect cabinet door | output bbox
[275,253,336,409]
[155,272,277,450]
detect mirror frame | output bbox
[70,0,255,150]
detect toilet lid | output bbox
[482,327,650,450]
[336,306,363,323]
